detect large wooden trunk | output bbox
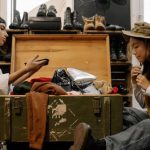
[0,95,122,142]
[0,34,123,143]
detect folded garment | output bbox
[31,82,68,95]
[26,91,48,150]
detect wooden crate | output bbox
[11,34,111,83]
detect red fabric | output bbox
[30,77,51,84]
[111,86,119,94]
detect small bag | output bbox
[51,68,86,93]
[51,68,75,91]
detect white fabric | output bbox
[0,68,9,95]
[145,86,150,97]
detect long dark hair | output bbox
[142,39,150,80]
[0,17,6,24]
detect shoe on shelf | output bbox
[118,84,129,95]
[63,7,73,30]
[106,24,125,31]
[72,10,83,30]
[20,12,29,29]
[94,14,106,30]
[47,5,57,17]
[110,38,117,61]
[111,47,117,61]
[117,41,128,61]
[9,10,21,29]
[37,3,47,17]
[82,16,95,31]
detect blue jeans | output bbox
[105,107,150,150]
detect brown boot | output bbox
[69,123,106,150]
[95,15,106,30]
[82,16,95,31]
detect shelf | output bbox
[83,30,123,35]
[111,61,131,66]
[6,29,82,34]
[0,61,11,65]
[6,29,28,33]
[6,29,124,35]
[29,29,82,34]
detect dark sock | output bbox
[95,139,106,150]
[85,134,106,150]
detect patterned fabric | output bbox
[134,85,145,108]
[134,85,150,117]
[132,22,150,36]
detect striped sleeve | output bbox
[134,85,146,108]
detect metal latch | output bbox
[93,97,102,117]
[12,99,23,115]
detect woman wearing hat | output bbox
[69,22,150,150]
[0,17,47,94]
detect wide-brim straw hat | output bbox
[122,22,150,39]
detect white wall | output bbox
[0,0,7,21]
[144,0,150,23]
[130,0,144,28]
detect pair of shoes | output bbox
[9,11,29,29]
[69,123,106,150]
[63,7,83,30]
[110,38,128,61]
[118,84,128,95]
[82,14,106,31]
[37,4,57,17]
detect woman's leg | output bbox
[70,119,150,150]
[106,119,150,150]
[123,107,149,129]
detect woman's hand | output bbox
[136,74,150,90]
[25,55,46,72]
[131,66,142,84]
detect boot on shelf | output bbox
[63,7,73,30]
[72,10,83,30]
[9,10,21,29]
[117,41,128,61]
[82,16,95,31]
[20,12,29,29]
[37,3,47,17]
[110,38,117,61]
[110,47,117,61]
[94,15,106,30]
[47,5,57,17]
